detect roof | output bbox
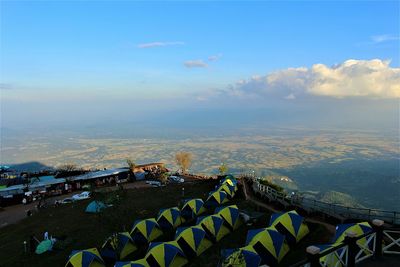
[71,168,129,181]
[29,176,66,189]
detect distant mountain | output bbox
[320,190,366,208]
[5,162,54,172]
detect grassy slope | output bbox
[0,180,332,267]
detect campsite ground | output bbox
[0,179,332,267]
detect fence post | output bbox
[372,219,384,259]
[306,245,321,267]
[344,231,357,267]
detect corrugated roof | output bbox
[70,168,129,181]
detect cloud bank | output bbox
[184,60,208,68]
[225,59,400,99]
[137,41,184,48]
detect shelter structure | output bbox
[196,215,230,243]
[174,225,213,258]
[65,248,105,267]
[221,245,262,267]
[268,210,310,245]
[180,198,206,220]
[101,232,137,260]
[145,241,188,267]
[215,205,241,231]
[157,207,184,230]
[130,218,163,244]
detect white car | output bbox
[59,198,75,204]
[169,176,184,183]
[72,191,91,201]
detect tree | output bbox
[126,158,136,172]
[175,152,192,174]
[218,163,229,175]
[58,163,78,172]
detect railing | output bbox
[291,220,400,267]
[242,175,400,226]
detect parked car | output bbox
[72,191,91,201]
[59,198,75,205]
[168,176,184,183]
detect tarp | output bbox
[114,259,149,267]
[145,241,188,267]
[180,198,206,220]
[269,210,309,244]
[130,218,163,244]
[205,190,229,207]
[174,226,213,258]
[35,240,53,254]
[196,215,230,242]
[101,232,137,260]
[215,205,241,231]
[157,207,184,230]
[245,227,289,265]
[65,248,105,267]
[85,201,107,213]
[221,245,261,267]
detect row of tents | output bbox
[221,210,310,266]
[65,175,240,267]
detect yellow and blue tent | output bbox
[145,241,188,267]
[174,225,213,258]
[314,244,345,267]
[269,210,309,245]
[221,245,261,267]
[65,248,105,267]
[196,214,230,242]
[181,198,206,220]
[333,222,372,244]
[114,259,149,267]
[218,183,236,198]
[215,205,242,231]
[157,207,184,230]
[246,227,289,265]
[130,218,163,244]
[101,232,137,260]
[205,190,229,208]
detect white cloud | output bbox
[371,34,399,43]
[208,54,223,61]
[137,41,184,48]
[184,60,208,68]
[223,59,400,99]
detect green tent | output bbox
[35,240,53,254]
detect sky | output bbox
[0,1,399,133]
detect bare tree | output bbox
[175,152,192,174]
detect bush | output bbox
[259,179,285,193]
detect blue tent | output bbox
[85,201,107,213]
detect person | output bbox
[22,198,27,205]
[44,231,49,240]
[30,235,37,253]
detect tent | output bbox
[101,232,137,260]
[333,222,372,244]
[130,218,163,244]
[196,215,230,242]
[180,198,206,220]
[157,207,184,230]
[205,190,229,207]
[35,240,53,254]
[245,227,289,265]
[314,244,345,267]
[114,259,149,267]
[145,241,188,267]
[221,245,261,267]
[269,210,309,245]
[215,205,241,231]
[65,248,105,267]
[174,226,213,258]
[218,184,236,198]
[85,201,107,213]
[221,175,237,187]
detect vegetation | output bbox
[126,158,136,172]
[218,163,229,175]
[57,163,79,172]
[259,178,285,193]
[175,151,193,174]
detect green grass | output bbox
[0,180,332,267]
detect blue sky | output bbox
[0,1,399,130]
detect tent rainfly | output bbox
[205,190,229,208]
[245,227,290,265]
[130,218,163,244]
[221,245,262,267]
[101,232,137,260]
[180,198,206,220]
[65,248,106,267]
[174,225,213,258]
[215,205,242,231]
[145,241,188,267]
[114,259,149,267]
[217,183,236,198]
[269,210,310,245]
[196,215,230,243]
[157,207,184,230]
